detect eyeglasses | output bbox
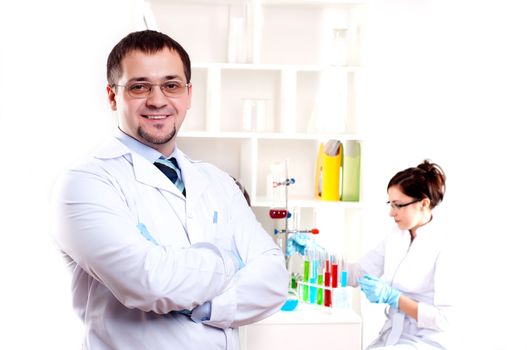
[113,80,191,98]
[386,199,420,210]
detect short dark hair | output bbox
[106,30,191,86]
[387,160,446,209]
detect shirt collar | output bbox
[115,128,178,164]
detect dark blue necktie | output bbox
[154,157,186,196]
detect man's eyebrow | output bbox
[127,76,149,82]
[127,75,185,82]
[164,75,184,81]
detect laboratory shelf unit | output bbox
[147,0,367,320]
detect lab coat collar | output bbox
[93,137,209,201]
[413,214,440,240]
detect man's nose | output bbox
[145,85,168,107]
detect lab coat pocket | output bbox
[211,212,232,250]
[211,211,244,269]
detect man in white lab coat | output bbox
[51,30,289,350]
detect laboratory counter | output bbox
[239,303,362,350]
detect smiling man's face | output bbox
[107,47,192,156]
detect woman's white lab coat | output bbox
[348,217,456,349]
[52,137,289,350]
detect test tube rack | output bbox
[295,281,352,310]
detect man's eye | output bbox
[129,83,150,91]
[164,82,182,90]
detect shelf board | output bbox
[179,131,252,139]
[151,0,368,6]
[192,62,364,72]
[178,131,363,141]
[252,196,362,209]
[255,132,363,141]
[262,0,368,5]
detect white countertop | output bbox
[253,302,362,325]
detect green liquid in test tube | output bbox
[317,273,323,305]
[303,259,310,302]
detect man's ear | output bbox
[185,83,193,110]
[107,85,117,111]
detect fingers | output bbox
[358,274,384,304]
[362,274,379,282]
[358,274,377,289]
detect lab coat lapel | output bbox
[174,149,210,244]
[175,148,209,207]
[94,138,185,197]
[133,153,185,196]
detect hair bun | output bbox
[388,159,446,209]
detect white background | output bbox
[1,0,526,348]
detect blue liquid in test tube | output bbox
[341,271,348,287]
[309,259,318,304]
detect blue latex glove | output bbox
[286,233,325,257]
[358,274,401,309]
[286,232,309,256]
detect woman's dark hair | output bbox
[387,160,446,209]
[232,176,251,207]
[106,30,191,86]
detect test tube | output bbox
[340,258,348,287]
[331,255,338,289]
[309,253,318,304]
[324,258,332,307]
[303,251,310,302]
[317,260,324,305]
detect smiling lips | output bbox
[144,115,169,120]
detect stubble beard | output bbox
[138,124,177,145]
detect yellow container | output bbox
[315,142,343,201]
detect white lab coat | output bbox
[348,216,456,349]
[52,137,289,350]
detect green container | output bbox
[341,141,361,202]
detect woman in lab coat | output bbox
[348,160,456,349]
[51,30,289,350]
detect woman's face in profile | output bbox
[387,185,426,231]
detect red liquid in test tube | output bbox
[331,262,338,288]
[324,260,332,307]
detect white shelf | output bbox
[150,1,366,345]
[263,0,367,4]
[252,197,362,209]
[252,303,361,325]
[151,0,367,6]
[179,131,363,141]
[151,0,365,266]
[192,62,365,71]
[240,303,361,350]
[150,0,366,65]
[179,131,252,139]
